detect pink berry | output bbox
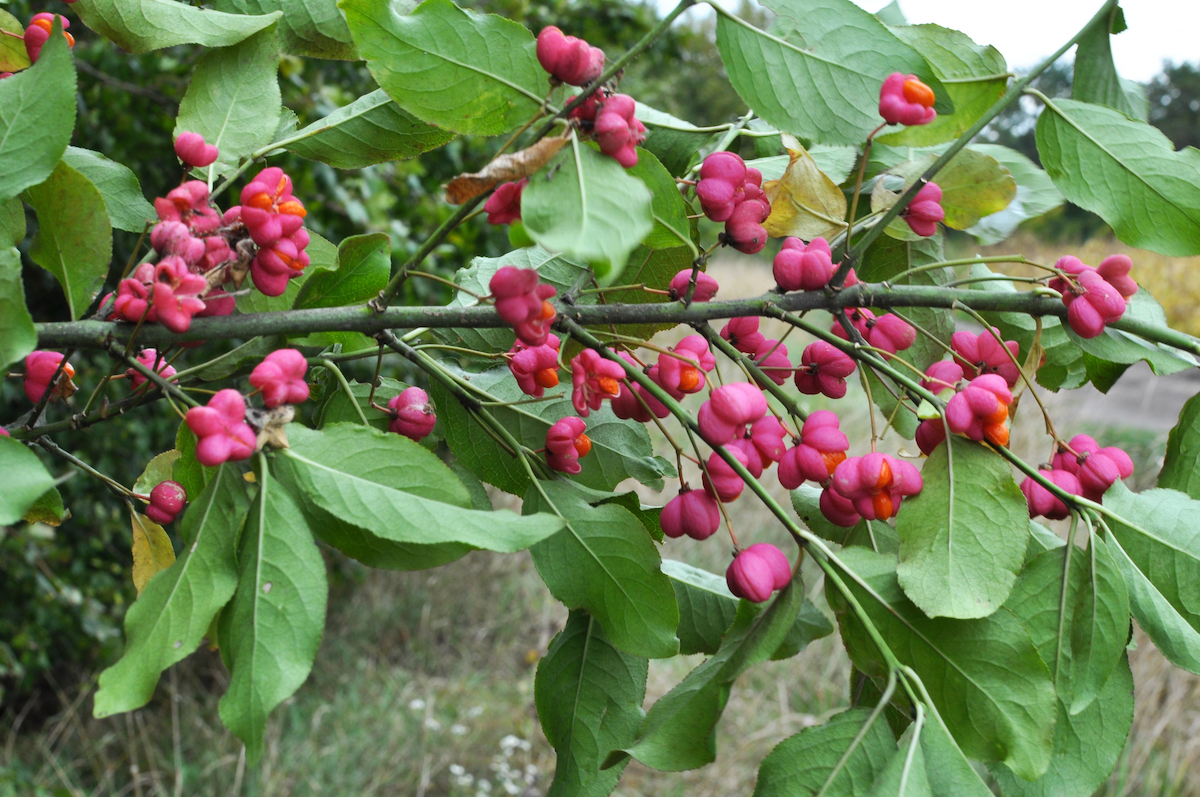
[921,359,965,394]
[724,198,770,255]
[545,416,591,474]
[902,182,944,238]
[570,348,625,417]
[669,269,718,302]
[773,237,835,292]
[249,349,310,408]
[388,387,436,441]
[951,328,1021,387]
[594,94,645,168]
[490,267,544,325]
[127,349,178,390]
[241,167,307,247]
[820,484,861,528]
[914,418,947,456]
[536,26,605,87]
[831,453,923,522]
[944,373,1012,447]
[709,383,768,428]
[1064,270,1126,339]
[696,152,747,222]
[146,480,187,525]
[698,400,740,446]
[1096,254,1138,299]
[703,447,749,503]
[879,72,937,127]
[661,487,721,540]
[24,351,75,404]
[751,339,791,387]
[794,341,855,399]
[509,336,561,399]
[749,416,788,465]
[1021,469,1081,520]
[174,132,220,168]
[185,389,257,467]
[726,543,791,603]
[484,179,527,226]
[720,317,765,355]
[778,410,849,490]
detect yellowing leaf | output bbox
[763,135,848,241]
[131,510,176,596]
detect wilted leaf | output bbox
[763,135,848,241]
[445,134,568,204]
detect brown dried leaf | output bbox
[444,135,570,205]
[763,134,848,241]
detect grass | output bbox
[5,251,1200,795]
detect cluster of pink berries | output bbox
[695,152,771,254]
[1050,254,1136,339]
[1021,434,1134,519]
[105,136,311,335]
[490,266,558,346]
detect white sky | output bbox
[668,0,1200,82]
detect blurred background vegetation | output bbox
[3,0,1200,793]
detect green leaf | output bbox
[340,0,545,136]
[0,436,55,525]
[535,610,648,797]
[1073,6,1147,121]
[1068,535,1129,715]
[279,423,564,555]
[872,148,1015,233]
[864,728,932,797]
[827,548,1056,781]
[211,0,357,60]
[526,481,679,660]
[284,89,453,169]
[749,144,859,186]
[294,232,390,309]
[896,437,1030,619]
[0,28,75,205]
[1036,97,1200,256]
[218,456,326,763]
[21,486,65,526]
[522,136,654,280]
[188,335,290,382]
[0,247,36,372]
[1159,389,1200,499]
[754,708,896,796]
[93,465,249,717]
[988,548,1134,797]
[714,0,949,146]
[23,161,113,321]
[431,363,672,496]
[173,424,219,502]
[174,25,282,181]
[1102,482,1200,673]
[967,264,1086,391]
[1064,289,1196,392]
[61,147,156,233]
[619,576,801,770]
[963,144,1064,245]
[132,450,182,496]
[0,10,30,72]
[662,558,831,659]
[879,25,1007,148]
[0,197,24,247]
[918,715,993,797]
[635,102,720,178]
[76,0,282,53]
[625,149,698,255]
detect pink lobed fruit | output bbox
[720,316,766,355]
[831,452,923,522]
[669,269,718,302]
[902,182,944,238]
[146,481,187,525]
[778,410,849,490]
[944,373,1012,447]
[545,416,591,474]
[661,488,722,540]
[593,94,645,168]
[951,328,1021,387]
[726,543,791,603]
[703,446,749,503]
[388,387,437,441]
[249,349,310,407]
[484,179,527,226]
[794,341,855,399]
[570,348,625,417]
[536,26,605,87]
[185,389,257,467]
[126,349,177,390]
[1021,469,1081,520]
[24,351,75,404]
[174,132,220,168]
[878,72,937,127]
[773,237,835,292]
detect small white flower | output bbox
[424,718,442,731]
[467,705,484,718]
[451,723,468,736]
[408,698,426,711]
[449,764,466,776]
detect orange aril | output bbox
[874,458,893,491]
[597,376,620,397]
[574,433,592,457]
[534,368,559,389]
[902,78,935,108]
[872,492,894,521]
[984,403,1009,426]
[678,366,700,392]
[984,422,1010,447]
[822,450,847,477]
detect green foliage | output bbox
[23,160,113,321]
[61,147,157,233]
[715,0,948,146]
[896,437,1030,619]
[0,247,36,373]
[525,481,678,659]
[0,22,75,204]
[76,0,282,53]
[213,0,359,60]
[535,610,648,797]
[1072,6,1148,121]
[0,436,55,525]
[754,708,896,796]
[1036,97,1200,256]
[1158,389,1200,499]
[174,24,283,180]
[217,455,327,763]
[522,137,654,279]
[964,144,1064,245]
[93,465,250,716]
[342,0,546,136]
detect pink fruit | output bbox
[703,446,749,502]
[594,94,645,168]
[914,418,947,456]
[778,410,849,490]
[146,480,187,525]
[726,543,791,603]
[773,236,835,292]
[749,416,788,465]
[484,179,527,225]
[388,387,437,441]
[240,167,307,248]
[902,182,944,237]
[536,26,605,87]
[661,488,721,540]
[1063,270,1126,339]
[174,132,220,168]
[820,484,861,527]
[1021,469,1081,520]
[879,72,937,127]
[720,317,766,355]
[249,349,310,407]
[509,337,561,399]
[831,453,923,522]
[709,383,768,427]
[951,328,1021,387]
[545,416,591,474]
[724,197,770,255]
[751,339,791,387]
[669,269,718,302]
[920,360,965,394]
[696,152,747,222]
[570,348,625,417]
[794,341,855,399]
[127,349,178,390]
[185,389,257,467]
[944,373,1012,447]
[1096,254,1138,298]
[24,351,75,404]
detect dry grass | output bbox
[6,252,1200,795]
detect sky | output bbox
[667,0,1200,82]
